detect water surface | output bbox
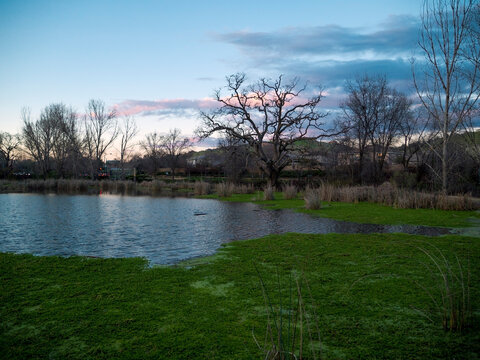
[0,193,451,264]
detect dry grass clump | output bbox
[236,183,255,194]
[282,184,298,200]
[216,182,235,197]
[318,182,335,203]
[151,180,165,194]
[194,181,210,195]
[304,187,322,210]
[308,183,478,211]
[263,185,275,200]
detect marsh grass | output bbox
[194,180,210,195]
[409,241,472,332]
[254,267,322,360]
[216,182,235,197]
[282,184,298,200]
[304,183,478,211]
[0,179,478,210]
[304,187,322,210]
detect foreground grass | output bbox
[1,233,479,359]
[202,192,480,229]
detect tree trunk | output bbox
[267,168,280,189]
[442,137,448,194]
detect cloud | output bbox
[213,15,420,92]
[113,98,219,116]
[195,77,217,82]
[216,15,419,59]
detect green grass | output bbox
[201,192,480,229]
[1,233,479,359]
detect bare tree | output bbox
[218,135,251,183]
[51,105,77,178]
[140,132,163,175]
[341,75,387,181]
[0,131,21,177]
[161,128,190,180]
[119,116,138,179]
[84,99,118,179]
[413,0,480,192]
[373,89,412,175]
[61,111,84,177]
[22,105,65,178]
[197,74,333,187]
[399,107,430,170]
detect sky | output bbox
[0,0,423,150]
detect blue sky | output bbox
[0,0,422,143]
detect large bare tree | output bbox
[413,0,480,192]
[197,74,332,187]
[84,99,118,178]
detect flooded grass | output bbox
[1,233,479,359]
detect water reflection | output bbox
[0,193,451,265]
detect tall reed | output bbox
[283,184,298,200]
[254,267,322,359]
[304,187,322,210]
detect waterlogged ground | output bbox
[0,193,453,264]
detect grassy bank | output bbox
[1,233,479,359]
[203,192,480,229]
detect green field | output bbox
[1,232,479,359]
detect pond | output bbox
[0,193,451,265]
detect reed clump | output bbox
[410,241,472,332]
[304,187,322,210]
[282,184,298,200]
[236,183,255,194]
[194,181,210,195]
[254,267,322,360]
[302,183,478,211]
[216,182,235,197]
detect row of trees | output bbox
[0,99,192,180]
[1,0,478,193]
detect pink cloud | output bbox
[113,98,219,116]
